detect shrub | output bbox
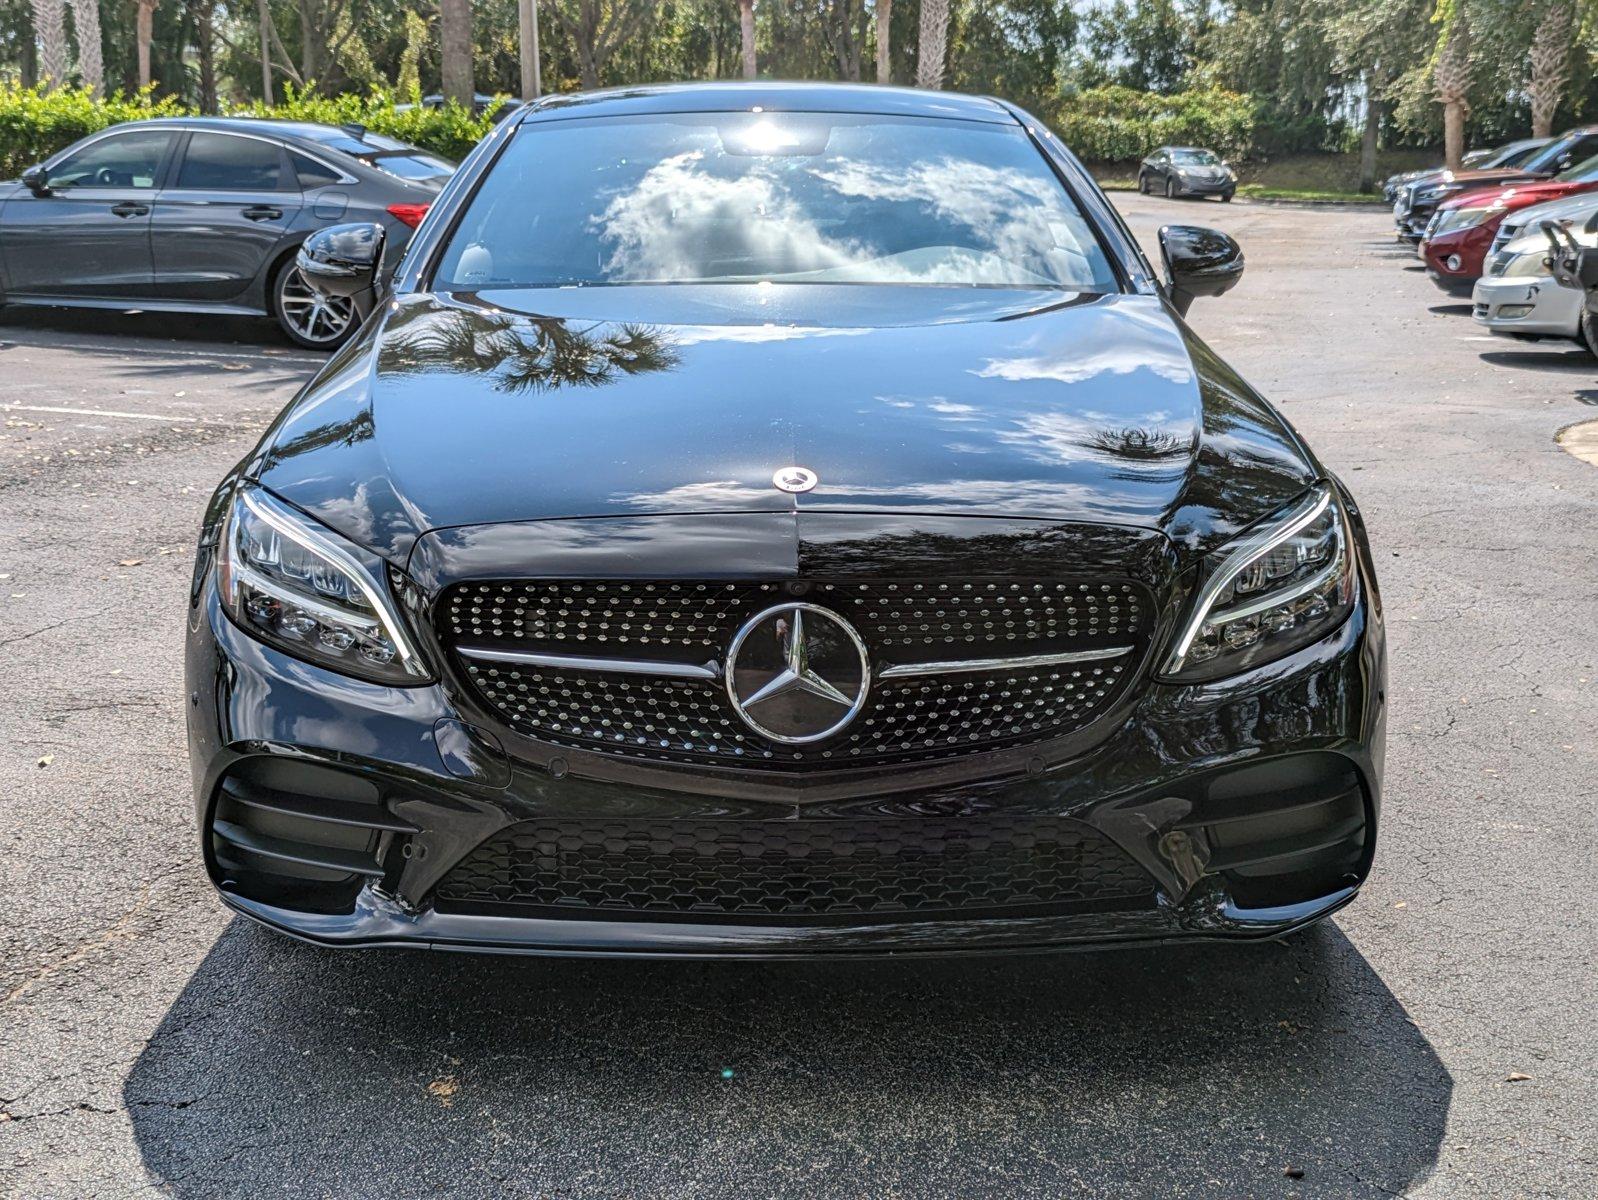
[0,85,186,177]
[0,83,497,178]
[1048,85,1256,164]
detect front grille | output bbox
[438,578,1151,770]
[433,815,1158,921]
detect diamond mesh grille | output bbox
[438,578,1151,770]
[433,815,1157,920]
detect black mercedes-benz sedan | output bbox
[185,83,1385,958]
[0,117,451,348]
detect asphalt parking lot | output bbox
[3,193,1595,1199]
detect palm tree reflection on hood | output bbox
[378,307,681,395]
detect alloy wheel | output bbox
[276,263,357,349]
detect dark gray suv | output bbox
[0,117,453,348]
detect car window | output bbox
[361,151,454,183]
[1170,149,1219,165]
[48,131,172,190]
[435,113,1120,292]
[177,133,283,191]
[290,150,344,189]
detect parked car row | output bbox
[1390,130,1598,355]
[0,116,455,348]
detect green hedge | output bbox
[0,84,498,179]
[1048,85,1256,164]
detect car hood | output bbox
[1498,190,1598,229]
[1445,179,1597,212]
[250,285,1318,567]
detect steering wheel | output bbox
[94,167,118,186]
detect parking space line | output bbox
[1,402,197,423]
[0,337,324,366]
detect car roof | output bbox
[518,82,1016,126]
[91,115,382,146]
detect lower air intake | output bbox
[433,815,1157,921]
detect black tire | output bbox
[271,255,359,351]
[1221,191,1234,203]
[1165,177,1177,199]
[1580,309,1598,358]
[1137,173,1148,195]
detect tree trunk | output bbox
[67,0,103,96]
[1443,100,1466,174]
[1358,81,1379,194]
[135,0,156,89]
[875,0,891,83]
[1432,5,1471,173]
[439,0,475,105]
[256,0,273,102]
[738,0,755,79]
[299,0,321,89]
[915,0,948,89]
[1528,0,1576,139]
[30,0,66,89]
[518,0,541,100]
[192,0,216,112]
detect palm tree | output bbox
[67,0,103,96]
[738,0,755,79]
[1528,0,1577,139]
[30,0,67,89]
[915,0,948,89]
[875,0,891,83]
[440,0,475,105]
[1431,0,1470,173]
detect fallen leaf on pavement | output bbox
[118,558,143,567]
[1505,1072,1532,1083]
[37,754,54,768]
[427,1076,458,1106]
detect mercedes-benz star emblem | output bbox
[725,603,870,744]
[772,466,818,494]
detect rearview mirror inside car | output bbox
[21,164,49,195]
[1158,224,1245,316]
[296,222,386,315]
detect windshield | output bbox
[1491,140,1546,168]
[1170,149,1219,165]
[1557,152,1598,183]
[434,113,1119,291]
[1526,134,1585,173]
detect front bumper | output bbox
[1170,176,1234,197]
[1472,274,1583,339]
[186,547,1386,959]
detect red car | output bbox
[1423,153,1598,293]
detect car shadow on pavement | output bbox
[0,301,297,350]
[123,917,1450,1199]
[1426,303,1474,316]
[1478,349,1596,374]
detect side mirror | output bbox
[1158,224,1244,316]
[296,222,386,314]
[21,164,50,195]
[1578,247,1598,291]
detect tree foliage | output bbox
[2,0,1597,165]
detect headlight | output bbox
[217,484,430,685]
[1500,250,1553,279]
[1161,484,1357,681]
[1432,206,1497,237]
